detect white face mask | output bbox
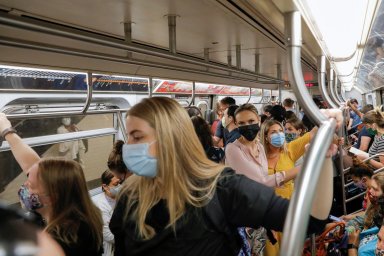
[62,118,71,126]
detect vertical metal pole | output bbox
[168,15,177,54]
[227,53,232,75]
[277,64,282,103]
[281,12,336,256]
[82,72,93,113]
[246,87,252,103]
[334,76,343,103]
[124,22,133,58]
[318,56,337,109]
[255,53,260,75]
[117,111,128,142]
[188,81,196,107]
[148,77,153,98]
[204,48,210,71]
[329,69,341,107]
[236,45,241,70]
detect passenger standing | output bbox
[213,97,236,146]
[191,116,224,163]
[283,98,295,113]
[92,170,120,256]
[109,97,341,256]
[225,104,301,255]
[107,140,132,183]
[222,105,241,146]
[211,102,223,135]
[0,113,103,255]
[260,119,317,256]
[225,104,300,186]
[57,117,86,169]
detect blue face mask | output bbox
[270,132,285,147]
[122,141,157,178]
[18,185,44,211]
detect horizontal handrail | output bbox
[4,108,130,120]
[0,128,117,152]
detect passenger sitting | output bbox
[191,116,224,163]
[92,170,120,256]
[357,108,384,169]
[346,173,384,256]
[108,97,342,256]
[0,113,103,255]
[107,140,132,183]
[342,167,374,229]
[352,104,375,152]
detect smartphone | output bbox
[329,215,342,222]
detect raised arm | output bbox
[0,113,40,173]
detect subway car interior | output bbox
[0,0,384,255]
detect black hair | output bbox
[220,97,236,106]
[260,114,268,124]
[270,105,287,123]
[263,105,273,114]
[283,98,295,107]
[101,169,115,186]
[227,105,239,119]
[191,116,213,150]
[349,167,373,178]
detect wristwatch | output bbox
[1,127,17,138]
[347,243,358,250]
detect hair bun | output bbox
[114,140,124,154]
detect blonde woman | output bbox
[0,114,103,255]
[260,119,317,256]
[108,97,341,256]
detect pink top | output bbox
[225,139,285,187]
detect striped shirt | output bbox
[368,134,384,160]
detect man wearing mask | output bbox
[221,105,241,147]
[213,97,236,146]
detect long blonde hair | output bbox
[121,97,224,239]
[260,119,288,155]
[38,158,102,249]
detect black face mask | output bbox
[238,124,260,141]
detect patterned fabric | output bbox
[359,226,379,256]
[238,227,266,256]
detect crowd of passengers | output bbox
[6,94,384,256]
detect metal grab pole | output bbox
[318,56,337,109]
[246,88,252,103]
[81,72,93,113]
[329,69,341,107]
[334,77,344,103]
[338,108,347,215]
[188,81,196,107]
[281,12,337,256]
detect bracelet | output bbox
[347,243,358,250]
[1,127,17,138]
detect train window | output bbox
[0,135,114,206]
[1,114,114,139]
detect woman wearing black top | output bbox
[110,97,342,256]
[0,113,103,255]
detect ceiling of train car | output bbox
[0,0,318,85]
